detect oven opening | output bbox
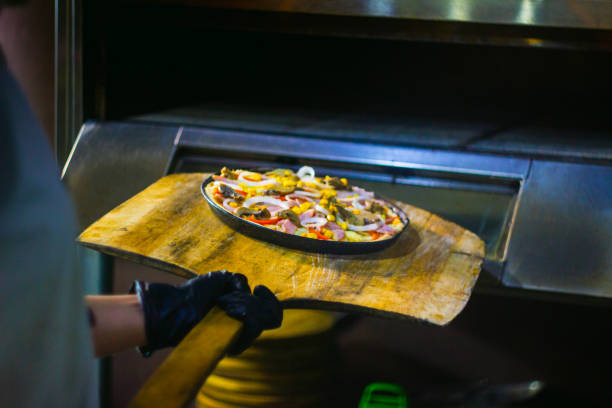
[171,150,519,263]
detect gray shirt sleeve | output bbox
[0,55,97,408]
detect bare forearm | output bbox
[85,295,146,358]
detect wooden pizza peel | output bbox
[77,173,485,408]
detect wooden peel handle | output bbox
[129,306,243,408]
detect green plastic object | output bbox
[358,382,409,408]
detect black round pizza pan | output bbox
[201,171,409,255]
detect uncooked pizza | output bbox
[205,166,406,242]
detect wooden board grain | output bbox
[78,173,484,325]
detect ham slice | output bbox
[279,219,297,234]
[325,221,345,241]
[377,224,395,234]
[267,205,284,216]
[299,209,315,222]
[285,199,300,208]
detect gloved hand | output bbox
[217,285,283,355]
[131,270,249,356]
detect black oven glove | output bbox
[131,270,283,357]
[131,270,250,357]
[217,284,283,355]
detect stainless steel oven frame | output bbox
[62,121,612,302]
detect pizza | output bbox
[205,166,406,242]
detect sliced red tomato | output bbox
[367,231,380,240]
[308,228,329,240]
[248,216,280,225]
